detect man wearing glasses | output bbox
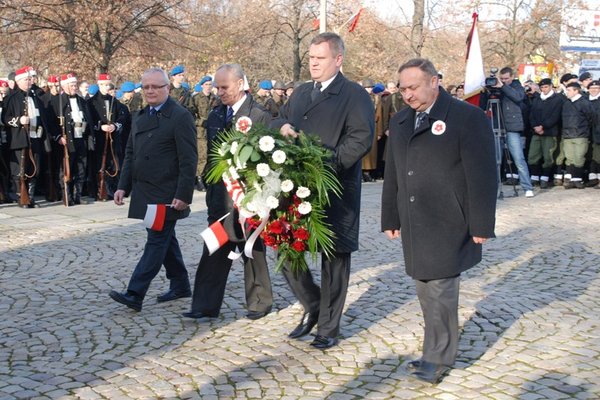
[109,67,197,312]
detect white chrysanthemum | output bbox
[296,186,311,199]
[256,163,270,177]
[272,150,286,164]
[298,201,312,215]
[259,136,275,152]
[230,141,239,154]
[246,201,257,212]
[266,196,279,209]
[280,179,294,192]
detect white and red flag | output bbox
[347,8,363,33]
[464,12,485,106]
[200,213,230,255]
[144,204,167,231]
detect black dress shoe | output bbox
[246,310,270,320]
[182,311,217,319]
[288,312,318,339]
[310,334,339,350]
[407,359,422,372]
[157,289,192,303]
[410,360,450,384]
[109,290,143,312]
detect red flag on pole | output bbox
[348,8,363,32]
[464,12,485,106]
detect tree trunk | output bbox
[410,0,425,57]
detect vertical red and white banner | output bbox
[144,204,167,231]
[464,12,485,106]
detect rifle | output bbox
[59,89,70,207]
[19,93,38,207]
[97,95,119,200]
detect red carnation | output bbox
[268,220,285,234]
[293,227,310,241]
[291,241,306,252]
[263,234,276,247]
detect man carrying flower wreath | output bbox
[272,32,375,349]
[183,63,273,321]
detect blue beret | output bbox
[199,75,212,85]
[194,83,201,92]
[135,82,142,89]
[182,82,190,90]
[170,65,184,76]
[116,90,123,99]
[88,84,99,96]
[259,80,272,90]
[372,83,385,94]
[120,81,135,93]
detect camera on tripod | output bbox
[484,68,502,96]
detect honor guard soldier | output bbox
[0,79,10,202]
[191,75,216,191]
[255,80,278,117]
[53,73,93,205]
[587,80,600,188]
[89,73,126,200]
[169,65,192,110]
[2,66,56,208]
[120,81,143,114]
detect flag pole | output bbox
[320,0,327,33]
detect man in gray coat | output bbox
[382,59,497,384]
[109,67,198,312]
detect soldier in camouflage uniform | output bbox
[191,76,216,191]
[169,65,192,111]
[120,81,143,114]
[255,80,278,117]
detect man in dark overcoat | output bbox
[109,67,197,312]
[381,58,497,384]
[272,32,375,349]
[183,63,273,321]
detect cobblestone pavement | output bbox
[1,183,599,400]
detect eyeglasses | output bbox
[142,84,168,91]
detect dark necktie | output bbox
[226,106,234,123]
[311,82,322,102]
[415,112,428,129]
[149,107,156,116]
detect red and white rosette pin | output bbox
[235,116,252,134]
[431,120,446,135]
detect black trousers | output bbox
[282,252,351,337]
[190,238,272,316]
[415,275,460,366]
[127,219,190,299]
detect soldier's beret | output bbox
[273,81,286,90]
[135,82,142,90]
[560,73,577,84]
[588,80,600,88]
[579,71,592,81]
[170,65,185,76]
[538,78,552,87]
[372,83,385,94]
[259,80,272,90]
[199,75,212,85]
[88,84,99,96]
[121,81,135,93]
